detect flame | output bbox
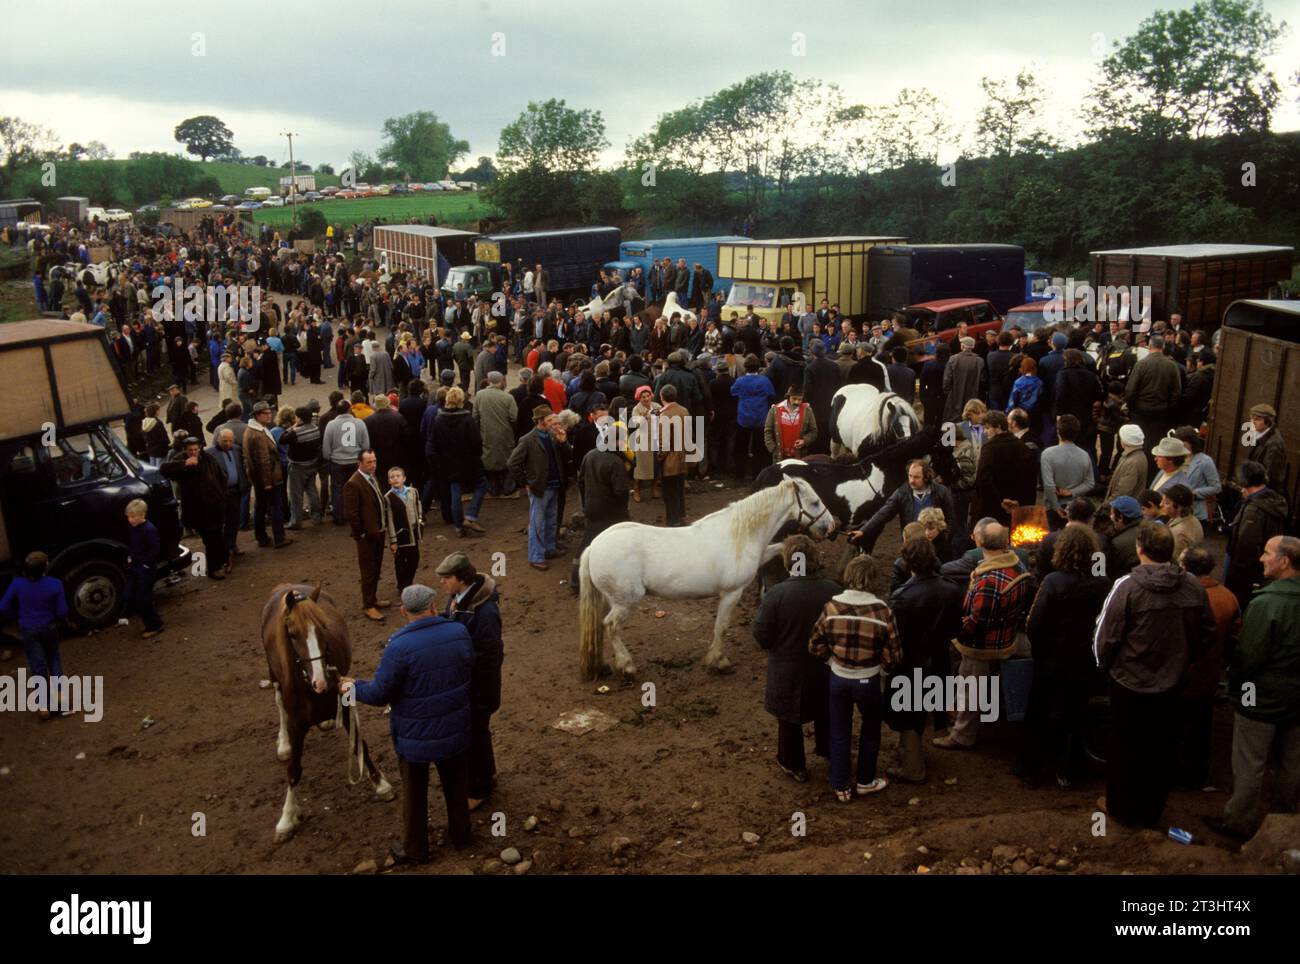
[1011,524,1049,547]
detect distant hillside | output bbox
[6,157,341,209]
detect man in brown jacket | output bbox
[243,401,292,549]
[344,449,391,620]
[1093,522,1214,826]
[656,384,691,526]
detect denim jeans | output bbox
[284,353,298,385]
[527,487,560,563]
[287,461,322,526]
[827,672,884,791]
[21,624,63,681]
[450,479,487,530]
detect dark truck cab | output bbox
[0,320,190,631]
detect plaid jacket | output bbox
[809,590,902,673]
[957,551,1036,659]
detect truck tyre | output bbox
[63,559,126,632]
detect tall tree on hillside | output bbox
[497,98,608,174]
[377,111,469,181]
[85,140,113,160]
[976,70,1049,157]
[174,115,234,161]
[629,72,834,213]
[0,115,58,188]
[1086,0,1285,138]
[456,156,498,184]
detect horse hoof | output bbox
[273,829,294,845]
[621,665,637,682]
[709,658,734,675]
[276,745,291,762]
[317,719,335,731]
[374,779,397,802]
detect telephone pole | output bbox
[282,130,299,226]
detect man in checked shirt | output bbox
[933,522,1036,750]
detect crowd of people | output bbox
[8,210,1298,856]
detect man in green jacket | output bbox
[1205,535,1300,840]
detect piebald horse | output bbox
[577,477,835,680]
[261,584,394,844]
[828,383,922,461]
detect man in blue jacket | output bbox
[341,583,474,865]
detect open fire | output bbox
[1010,505,1050,547]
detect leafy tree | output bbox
[0,116,57,191]
[377,111,468,181]
[251,155,268,166]
[976,71,1049,157]
[317,163,335,175]
[455,156,498,183]
[174,115,234,161]
[1086,0,1285,138]
[85,140,113,160]
[65,142,87,160]
[497,98,608,174]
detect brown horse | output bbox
[261,583,395,844]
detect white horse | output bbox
[577,477,835,679]
[828,383,923,461]
[581,283,644,319]
[660,291,697,323]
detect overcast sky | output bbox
[2,0,1298,170]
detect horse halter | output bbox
[790,481,830,529]
[283,593,334,685]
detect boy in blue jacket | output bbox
[341,583,474,865]
[0,551,69,719]
[123,499,164,638]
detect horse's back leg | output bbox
[275,717,310,844]
[704,587,745,672]
[604,600,637,678]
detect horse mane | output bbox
[724,479,797,553]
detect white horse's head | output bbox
[788,476,836,540]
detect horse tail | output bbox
[577,550,607,681]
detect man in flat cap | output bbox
[1244,403,1288,494]
[437,551,504,810]
[341,583,474,865]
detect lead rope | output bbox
[329,666,366,787]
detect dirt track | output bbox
[0,468,1272,877]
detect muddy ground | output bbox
[0,294,1285,876]
[0,478,1276,878]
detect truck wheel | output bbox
[63,560,126,632]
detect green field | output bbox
[78,159,343,196]
[250,192,492,230]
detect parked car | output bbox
[319,185,340,196]
[136,203,159,214]
[392,184,412,194]
[301,191,322,202]
[901,298,1003,355]
[101,209,132,222]
[261,196,284,208]
[235,200,263,210]
[423,183,443,191]
[219,194,241,205]
[372,184,392,196]
[210,204,230,212]
[335,190,359,200]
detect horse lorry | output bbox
[866,243,1027,319]
[715,236,908,326]
[460,226,622,303]
[1205,299,1300,526]
[599,236,748,302]
[0,320,190,632]
[1088,244,1294,328]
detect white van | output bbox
[245,186,272,200]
